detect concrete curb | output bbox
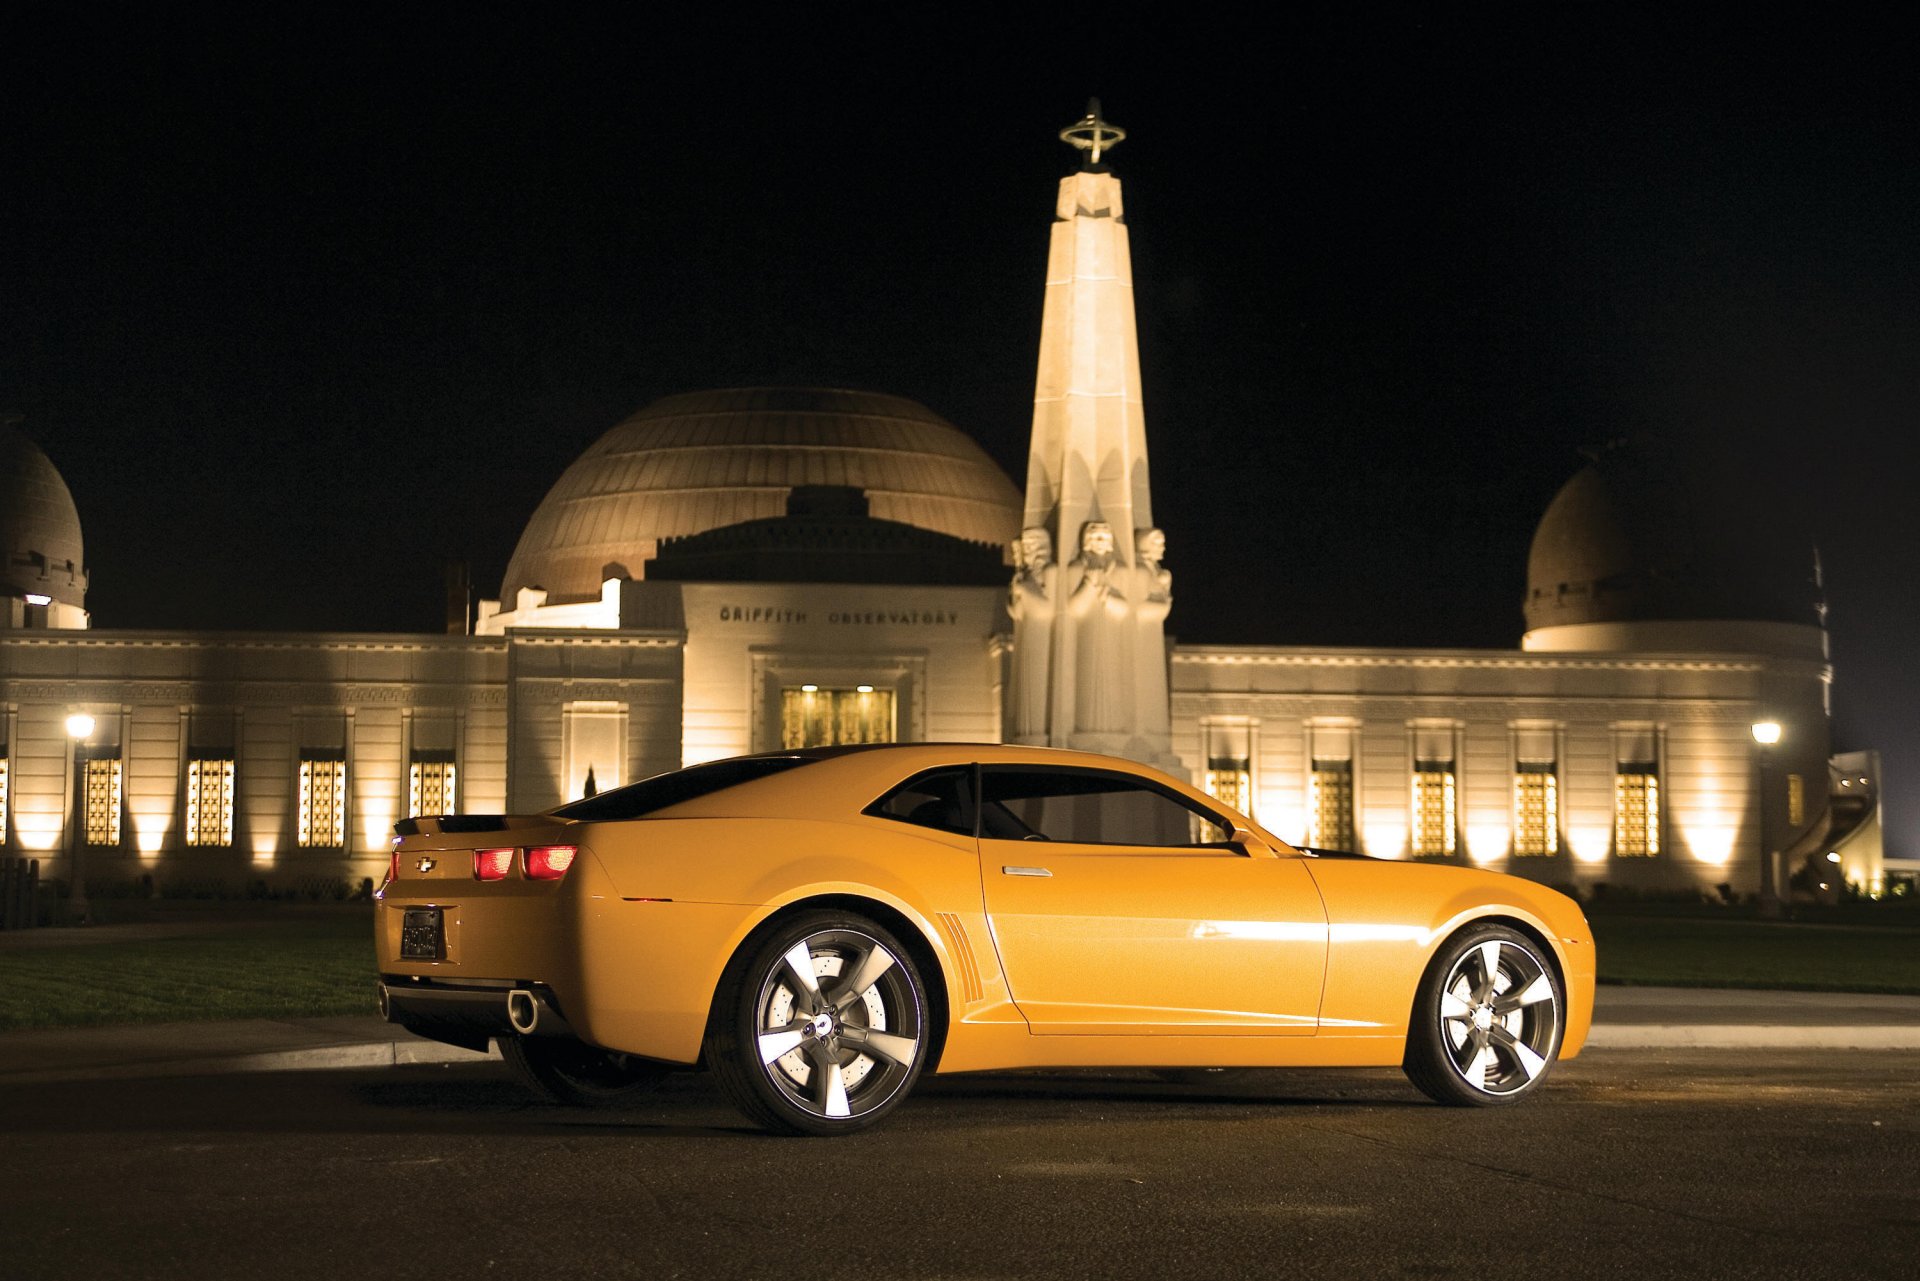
[1584,1025,1920,1050]
[0,1039,496,1088]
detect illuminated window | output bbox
[1201,719,1255,818]
[185,758,235,847]
[1308,721,1356,850]
[1411,761,1457,857]
[409,754,458,818]
[781,687,894,749]
[1786,774,1805,827]
[563,702,624,801]
[1308,760,1355,849]
[1615,767,1659,856]
[299,756,347,848]
[1204,758,1251,814]
[1513,764,1558,857]
[84,757,123,846]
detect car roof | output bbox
[631,743,1294,849]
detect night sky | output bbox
[5,8,1915,854]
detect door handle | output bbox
[1002,866,1052,878]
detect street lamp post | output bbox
[65,712,95,925]
[1752,720,1783,920]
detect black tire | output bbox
[500,1036,672,1108]
[707,910,929,1136]
[1403,923,1565,1107]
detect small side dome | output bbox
[1,423,88,618]
[502,388,1022,605]
[1523,443,1822,649]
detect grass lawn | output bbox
[1591,913,1920,993]
[0,912,378,1031]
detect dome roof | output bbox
[502,388,1022,604]
[648,485,1010,587]
[1523,444,1821,634]
[1,424,87,608]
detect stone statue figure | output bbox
[1135,528,1171,614]
[1006,527,1057,741]
[1132,527,1173,738]
[1067,520,1131,734]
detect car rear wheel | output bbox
[500,1036,672,1107]
[708,911,928,1136]
[1403,924,1564,1107]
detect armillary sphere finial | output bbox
[1059,98,1125,164]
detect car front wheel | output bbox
[708,911,928,1136]
[1403,924,1564,1107]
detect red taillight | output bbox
[525,845,577,881]
[384,850,400,887]
[474,847,516,881]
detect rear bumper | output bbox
[377,976,578,1051]
[377,977,517,1052]
[373,898,761,1064]
[375,846,769,1065]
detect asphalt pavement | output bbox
[8,920,1916,1280]
[2,1048,1914,1280]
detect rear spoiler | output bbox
[394,814,564,837]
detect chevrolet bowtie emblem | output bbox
[417,857,436,873]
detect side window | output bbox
[980,769,1233,847]
[866,768,974,836]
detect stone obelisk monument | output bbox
[1007,102,1181,775]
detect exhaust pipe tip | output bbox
[377,982,393,1022]
[507,988,538,1036]
[507,986,573,1038]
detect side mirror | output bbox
[1231,825,1276,858]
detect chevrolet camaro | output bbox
[375,744,1594,1135]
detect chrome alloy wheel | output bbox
[742,923,925,1130]
[1436,937,1561,1096]
[1404,924,1564,1107]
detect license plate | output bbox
[400,907,444,961]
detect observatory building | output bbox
[0,108,1887,906]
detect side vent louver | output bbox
[934,912,985,1005]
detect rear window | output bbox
[551,755,814,821]
[865,767,974,836]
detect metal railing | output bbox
[0,856,41,929]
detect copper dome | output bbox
[1523,444,1821,634]
[1,424,87,609]
[501,388,1021,605]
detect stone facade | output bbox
[1170,645,1834,895]
[1,628,687,893]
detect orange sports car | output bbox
[375,744,1594,1135]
